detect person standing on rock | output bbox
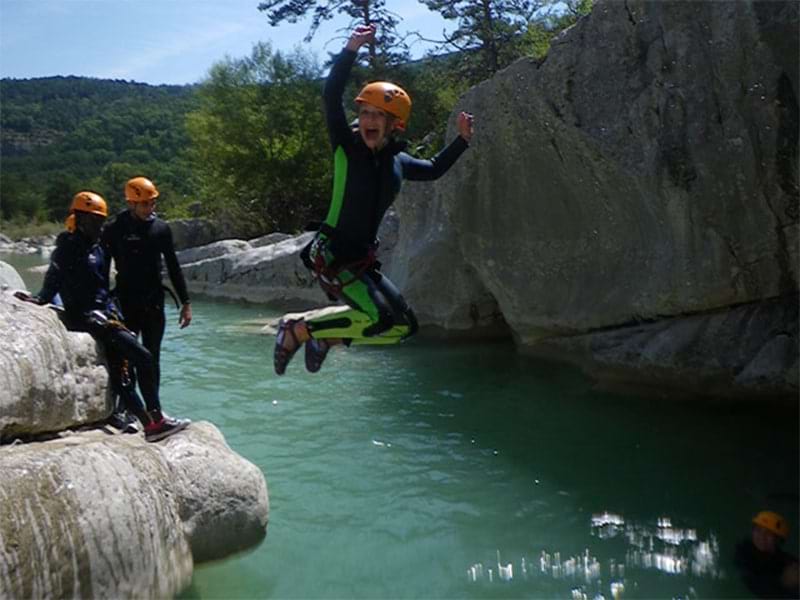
[101,176,192,388]
[273,23,474,375]
[15,191,190,442]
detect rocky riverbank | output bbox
[0,233,56,257]
[0,263,269,598]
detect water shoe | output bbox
[274,319,302,375]
[304,338,330,373]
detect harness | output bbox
[302,223,379,298]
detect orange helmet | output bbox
[125,176,159,202]
[753,511,789,539]
[70,191,108,217]
[355,82,411,131]
[65,191,107,231]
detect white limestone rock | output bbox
[0,290,109,441]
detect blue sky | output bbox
[0,0,451,85]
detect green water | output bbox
[5,253,799,599]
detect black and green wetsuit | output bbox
[305,48,469,343]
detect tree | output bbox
[0,76,197,223]
[414,0,546,83]
[518,0,593,60]
[186,43,331,235]
[43,174,81,221]
[256,0,408,72]
[0,173,41,221]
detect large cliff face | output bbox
[390,0,798,340]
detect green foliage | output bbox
[258,0,409,72]
[186,43,331,235]
[394,55,472,156]
[415,0,541,84]
[519,0,592,59]
[0,76,197,222]
[414,0,593,83]
[0,0,592,237]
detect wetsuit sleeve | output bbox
[324,49,358,149]
[99,222,113,282]
[400,135,469,181]
[36,235,69,303]
[161,225,190,305]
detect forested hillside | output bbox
[0,1,589,238]
[0,77,197,222]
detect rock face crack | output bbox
[771,71,799,295]
[549,137,566,163]
[624,0,638,26]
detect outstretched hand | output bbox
[346,24,376,51]
[457,112,474,142]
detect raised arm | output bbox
[323,25,376,148]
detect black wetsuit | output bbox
[734,539,800,599]
[37,230,161,418]
[101,210,189,382]
[304,48,468,342]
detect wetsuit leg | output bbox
[120,297,166,388]
[102,341,147,418]
[307,268,417,344]
[90,324,162,413]
[138,306,165,385]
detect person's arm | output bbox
[35,235,70,304]
[323,25,376,148]
[161,224,192,328]
[401,136,469,181]
[401,111,474,181]
[323,50,357,147]
[99,219,114,283]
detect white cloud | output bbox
[100,21,248,80]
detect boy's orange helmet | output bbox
[70,191,108,217]
[355,82,411,131]
[125,176,159,202]
[65,191,107,231]
[753,511,789,539]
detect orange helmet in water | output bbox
[753,511,789,539]
[355,82,411,131]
